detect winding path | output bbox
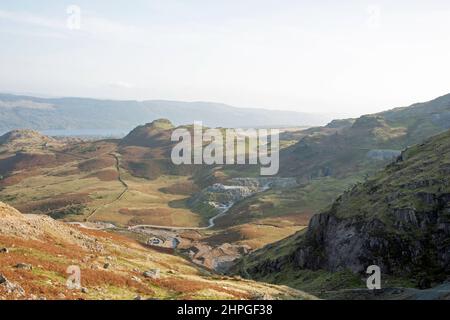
[72,204,232,232]
[80,150,235,230]
[127,204,233,231]
[80,166,271,232]
[85,152,128,221]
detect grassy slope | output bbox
[233,129,450,295]
[0,202,316,300]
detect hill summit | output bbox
[0,129,55,147]
[120,119,175,148]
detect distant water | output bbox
[41,129,128,138]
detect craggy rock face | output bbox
[244,193,450,285]
[293,205,450,277]
[243,205,450,289]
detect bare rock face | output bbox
[367,149,401,161]
[243,203,450,287]
[292,205,450,276]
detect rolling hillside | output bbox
[233,129,450,295]
[218,93,450,233]
[0,121,303,270]
[0,202,315,300]
[280,93,450,180]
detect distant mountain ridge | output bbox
[0,93,331,132]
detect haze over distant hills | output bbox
[0,93,332,134]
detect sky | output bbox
[0,0,450,118]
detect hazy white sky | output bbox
[0,0,449,117]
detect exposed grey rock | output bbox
[416,192,439,206]
[189,177,298,220]
[244,190,450,286]
[213,256,240,274]
[393,208,418,228]
[367,149,402,161]
[14,263,33,270]
[0,274,25,296]
[143,269,160,279]
[229,177,298,189]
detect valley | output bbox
[1,92,450,300]
[0,122,306,273]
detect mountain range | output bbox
[0,93,331,133]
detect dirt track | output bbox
[85,152,128,221]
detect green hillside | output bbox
[218,94,450,231]
[280,93,450,179]
[234,129,450,292]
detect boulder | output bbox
[14,263,33,270]
[143,269,160,279]
[0,274,25,296]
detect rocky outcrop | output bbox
[242,195,450,287]
[367,149,402,161]
[184,242,252,273]
[291,203,450,276]
[0,274,25,297]
[229,177,298,189]
[0,202,103,252]
[189,177,298,216]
